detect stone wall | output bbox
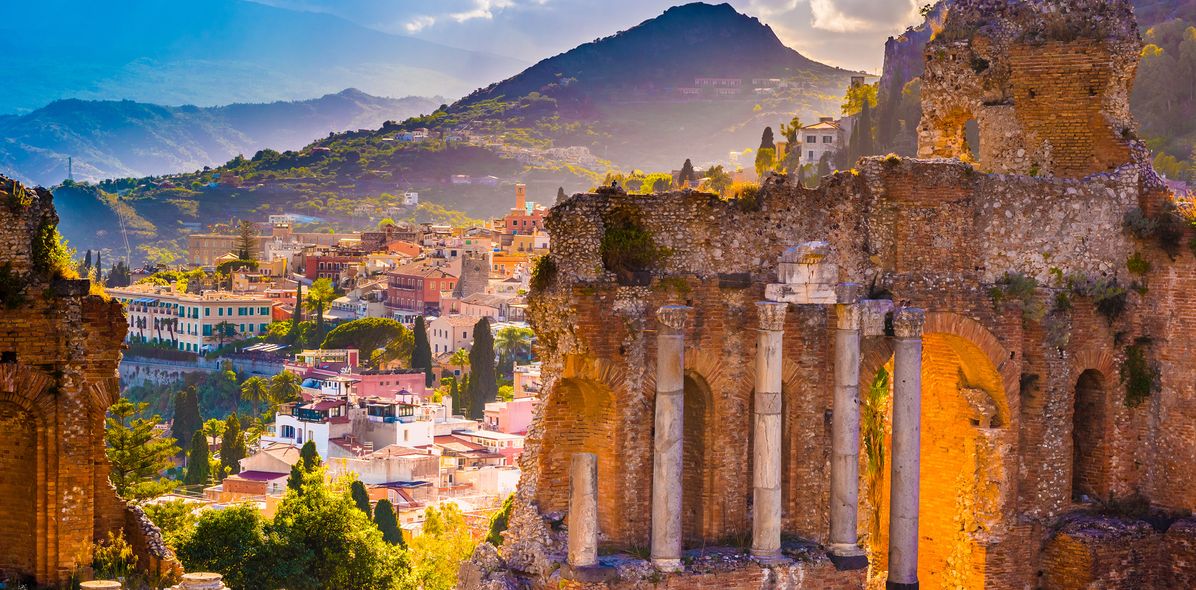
[1041,514,1196,589]
[0,176,181,587]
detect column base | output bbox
[562,563,618,583]
[652,558,683,573]
[885,581,918,590]
[827,543,868,571]
[749,549,787,565]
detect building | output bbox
[428,315,480,356]
[303,244,368,282]
[109,285,275,352]
[285,349,427,399]
[482,397,537,435]
[386,261,458,321]
[503,184,549,235]
[799,117,846,168]
[451,429,525,465]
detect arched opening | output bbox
[682,373,715,546]
[867,332,1009,590]
[1072,369,1108,503]
[536,376,620,541]
[0,401,36,579]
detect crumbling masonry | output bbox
[459,1,1196,589]
[0,178,180,587]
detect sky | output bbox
[252,0,927,73]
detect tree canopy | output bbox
[322,318,413,366]
[105,397,179,500]
[467,317,498,419]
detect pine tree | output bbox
[556,187,567,204]
[106,397,179,500]
[350,480,372,518]
[287,462,305,493]
[468,318,497,419]
[373,499,405,546]
[235,220,257,261]
[220,414,246,476]
[171,387,202,459]
[679,159,696,187]
[411,316,434,387]
[459,373,472,417]
[184,431,210,485]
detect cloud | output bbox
[808,0,919,33]
[404,15,436,32]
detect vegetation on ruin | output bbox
[600,205,665,276]
[1121,342,1160,408]
[988,272,1045,320]
[2,178,32,210]
[1127,251,1153,275]
[486,493,514,547]
[32,217,78,280]
[529,255,557,292]
[862,368,891,541]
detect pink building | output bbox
[453,429,525,465]
[284,349,427,399]
[483,397,537,435]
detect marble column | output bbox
[887,308,925,590]
[752,301,787,561]
[568,453,599,568]
[651,305,691,572]
[829,284,867,569]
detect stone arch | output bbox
[862,313,1013,590]
[1072,369,1111,502]
[0,364,56,583]
[536,355,623,543]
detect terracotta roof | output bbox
[431,314,481,327]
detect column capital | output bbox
[656,305,692,332]
[835,282,862,304]
[835,303,861,331]
[893,307,926,339]
[755,301,787,332]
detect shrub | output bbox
[1120,343,1159,408]
[1069,275,1128,325]
[529,255,557,292]
[989,272,1043,320]
[600,206,661,274]
[1126,252,1152,275]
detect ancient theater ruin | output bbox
[460,1,1196,589]
[0,178,180,587]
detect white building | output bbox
[798,117,846,168]
[109,285,275,353]
[428,315,479,355]
[402,192,419,206]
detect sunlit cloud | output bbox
[809,0,919,33]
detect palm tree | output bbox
[201,418,226,452]
[449,348,470,378]
[245,413,273,450]
[269,371,302,411]
[214,321,236,348]
[305,278,337,341]
[241,376,270,417]
[494,326,534,376]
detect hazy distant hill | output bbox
[0,90,442,185]
[0,0,523,115]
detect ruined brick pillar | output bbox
[751,301,787,562]
[887,308,925,590]
[568,453,599,568]
[651,305,691,572]
[829,284,867,569]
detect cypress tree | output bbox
[468,318,497,419]
[350,480,372,518]
[450,377,463,416]
[679,159,696,187]
[220,414,246,476]
[759,126,775,150]
[94,251,101,280]
[184,431,210,485]
[459,373,472,418]
[556,187,567,204]
[171,387,201,458]
[299,439,321,471]
[411,316,434,387]
[292,281,302,335]
[373,499,405,546]
[287,462,305,493]
[83,249,92,272]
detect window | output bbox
[203,325,212,336]
[217,308,223,316]
[823,136,833,143]
[205,308,210,317]
[808,151,815,160]
[806,135,816,143]
[281,425,295,438]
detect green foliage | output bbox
[184,431,210,486]
[2,178,32,210]
[1120,343,1160,408]
[143,499,197,550]
[322,318,413,367]
[171,386,202,455]
[636,172,674,194]
[408,503,476,590]
[176,503,268,590]
[351,480,373,519]
[1069,275,1129,325]
[529,255,557,292]
[754,147,776,179]
[105,397,179,500]
[703,164,733,196]
[494,326,534,377]
[988,272,1044,321]
[678,159,697,187]
[485,494,514,547]
[841,82,879,116]
[600,206,663,275]
[235,220,258,261]
[374,499,405,546]
[861,368,890,539]
[32,218,78,279]
[468,317,498,420]
[305,277,337,341]
[1127,251,1153,275]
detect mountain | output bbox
[0,90,443,186]
[53,2,858,264]
[446,1,855,169]
[1132,0,1196,25]
[0,0,523,115]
